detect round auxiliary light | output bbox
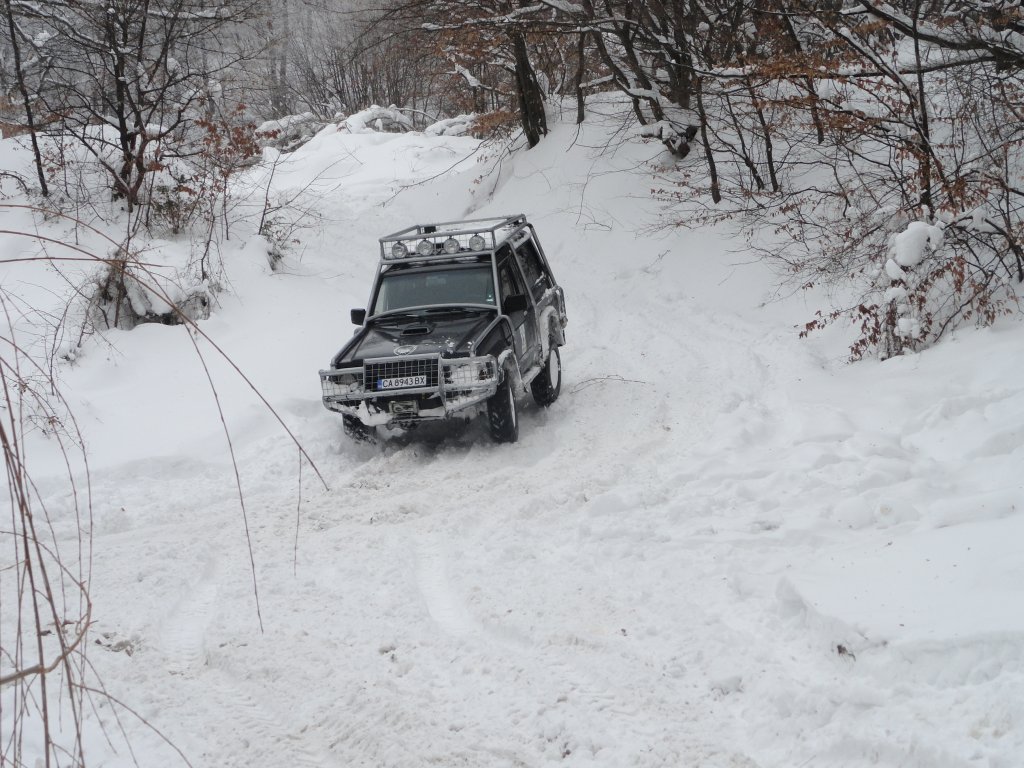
[391,241,408,259]
[443,237,460,254]
[416,239,435,256]
[468,234,486,251]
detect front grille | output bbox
[364,357,439,392]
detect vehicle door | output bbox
[497,250,539,369]
[514,231,556,316]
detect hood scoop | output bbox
[401,324,433,337]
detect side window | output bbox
[497,257,525,306]
[515,238,550,301]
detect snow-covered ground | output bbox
[3,103,1024,767]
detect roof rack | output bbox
[379,214,528,262]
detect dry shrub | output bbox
[472,109,519,142]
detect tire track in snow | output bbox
[159,553,220,675]
[415,537,480,638]
[187,673,330,768]
[318,688,438,768]
[151,548,332,768]
[411,531,758,767]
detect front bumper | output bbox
[319,353,499,425]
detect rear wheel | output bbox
[487,374,519,443]
[531,338,562,407]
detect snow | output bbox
[255,112,317,136]
[3,102,1024,767]
[425,114,477,137]
[454,65,484,89]
[891,220,943,269]
[885,257,907,280]
[343,105,414,134]
[541,0,584,13]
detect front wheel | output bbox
[531,340,561,407]
[343,414,375,443]
[487,375,519,443]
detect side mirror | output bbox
[351,308,366,325]
[503,294,529,314]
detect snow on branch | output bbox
[343,105,414,134]
[424,114,476,136]
[847,1,1024,68]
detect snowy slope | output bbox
[4,105,1024,767]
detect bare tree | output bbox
[1,0,48,194]
[379,0,561,146]
[12,0,260,209]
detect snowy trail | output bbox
[82,283,779,766]
[17,114,1023,767]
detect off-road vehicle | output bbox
[319,214,567,443]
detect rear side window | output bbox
[515,238,550,301]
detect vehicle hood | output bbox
[335,312,495,366]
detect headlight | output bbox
[476,360,495,380]
[327,372,363,394]
[444,359,496,387]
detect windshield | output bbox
[372,265,495,315]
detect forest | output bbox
[1,1,1022,357]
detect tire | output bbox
[343,414,375,443]
[531,338,562,407]
[487,374,519,443]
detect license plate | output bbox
[379,375,427,390]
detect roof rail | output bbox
[379,214,528,262]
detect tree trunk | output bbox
[3,0,48,196]
[694,78,721,204]
[574,31,588,125]
[268,0,291,117]
[511,30,547,148]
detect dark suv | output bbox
[319,214,567,443]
